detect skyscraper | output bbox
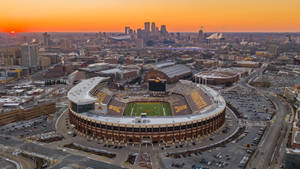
[198,28,204,40]
[144,22,150,33]
[137,28,143,39]
[42,32,50,46]
[136,38,144,49]
[160,25,168,35]
[125,26,131,35]
[21,43,39,68]
[151,22,156,33]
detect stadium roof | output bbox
[206,32,223,40]
[68,77,109,105]
[88,63,109,68]
[195,71,237,79]
[235,60,259,65]
[160,64,191,78]
[80,63,115,72]
[100,68,122,74]
[161,47,208,51]
[110,35,131,40]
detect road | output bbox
[246,93,289,169]
[240,66,292,169]
[0,147,36,169]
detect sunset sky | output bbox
[1,0,300,32]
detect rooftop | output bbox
[154,62,176,69]
[195,71,237,79]
[235,60,260,64]
[160,64,191,78]
[100,68,122,74]
[110,35,131,40]
[67,77,110,105]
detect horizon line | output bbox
[1,31,300,34]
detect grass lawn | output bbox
[124,102,172,117]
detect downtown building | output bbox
[21,43,40,71]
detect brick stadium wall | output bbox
[69,107,225,144]
[0,102,56,126]
[204,75,239,85]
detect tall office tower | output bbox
[151,22,156,33]
[21,43,39,68]
[144,22,150,33]
[198,29,204,40]
[125,26,131,35]
[160,25,168,35]
[136,38,144,49]
[137,28,143,39]
[156,27,159,32]
[42,32,50,46]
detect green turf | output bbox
[124,102,172,117]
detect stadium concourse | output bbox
[67,77,226,144]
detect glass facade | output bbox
[77,103,94,113]
[71,102,77,112]
[71,102,94,113]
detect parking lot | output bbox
[0,116,54,138]
[159,84,272,169]
[222,86,275,121]
[161,126,266,169]
[255,69,300,95]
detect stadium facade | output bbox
[67,77,226,144]
[194,71,239,86]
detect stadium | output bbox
[194,71,239,86]
[67,77,226,145]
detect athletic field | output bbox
[124,102,172,116]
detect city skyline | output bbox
[1,0,300,33]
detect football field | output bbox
[124,102,171,116]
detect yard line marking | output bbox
[130,103,134,116]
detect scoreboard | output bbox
[148,79,166,92]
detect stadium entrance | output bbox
[141,136,152,144]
